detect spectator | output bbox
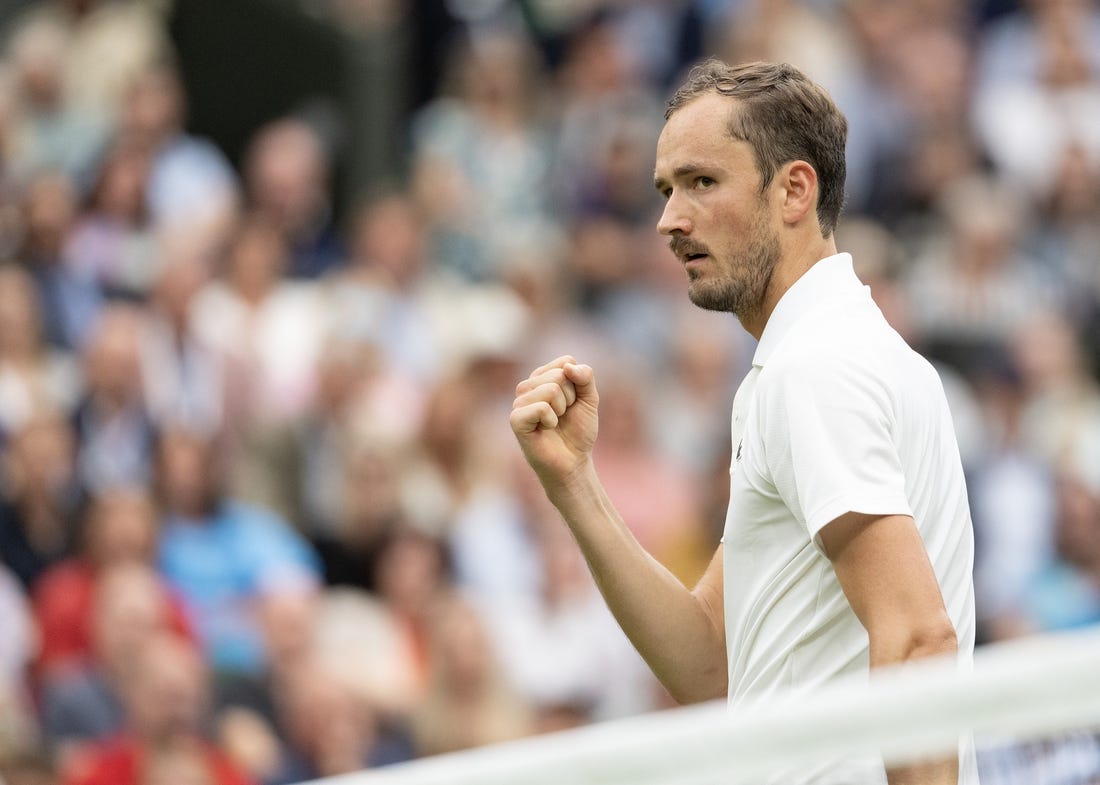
[31,487,190,677]
[140,246,224,437]
[117,61,237,235]
[313,442,409,589]
[241,119,342,280]
[61,632,253,785]
[967,354,1058,643]
[154,426,320,677]
[904,175,1061,373]
[1028,142,1100,320]
[1,14,108,185]
[4,0,169,126]
[265,660,412,784]
[477,515,661,723]
[64,137,158,299]
[0,412,80,590]
[372,527,451,693]
[71,304,157,496]
[1015,466,1100,633]
[1012,309,1100,473]
[324,191,438,384]
[0,559,38,765]
[0,264,78,440]
[410,592,532,756]
[589,367,704,572]
[552,11,664,225]
[15,171,101,352]
[974,0,1100,199]
[190,215,327,431]
[309,588,421,721]
[411,27,554,281]
[39,562,191,763]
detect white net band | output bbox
[297,627,1100,785]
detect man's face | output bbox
[654,93,781,318]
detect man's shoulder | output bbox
[756,323,944,429]
[764,298,932,388]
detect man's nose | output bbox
[656,193,692,236]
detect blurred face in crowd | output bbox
[560,17,628,96]
[10,19,65,109]
[85,487,158,566]
[0,265,44,358]
[225,217,289,302]
[92,141,151,224]
[341,447,401,543]
[21,172,78,260]
[92,564,173,675]
[350,194,424,287]
[315,338,371,414]
[654,93,781,319]
[257,589,318,673]
[375,530,445,619]
[570,216,636,289]
[83,306,145,409]
[122,633,208,744]
[456,32,534,117]
[5,414,75,499]
[427,594,494,694]
[278,662,375,775]
[244,120,327,235]
[1053,472,1100,570]
[151,243,212,332]
[155,429,217,518]
[1011,311,1084,393]
[123,67,184,144]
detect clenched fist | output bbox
[510,355,599,491]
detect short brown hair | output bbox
[666,59,848,236]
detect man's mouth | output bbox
[670,238,710,265]
[683,252,709,266]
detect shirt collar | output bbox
[752,252,862,368]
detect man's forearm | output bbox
[544,460,727,704]
[874,628,959,785]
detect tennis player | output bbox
[510,60,978,785]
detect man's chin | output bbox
[688,281,739,313]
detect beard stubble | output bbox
[687,207,781,323]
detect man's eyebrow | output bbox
[653,163,712,190]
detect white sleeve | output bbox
[759,355,913,554]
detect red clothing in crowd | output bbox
[32,560,195,675]
[63,736,254,785]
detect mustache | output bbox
[669,237,710,258]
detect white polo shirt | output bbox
[723,253,977,783]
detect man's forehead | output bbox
[654,98,750,178]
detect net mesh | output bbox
[294,626,1100,785]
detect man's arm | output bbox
[820,512,959,785]
[510,356,728,704]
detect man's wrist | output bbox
[542,457,601,512]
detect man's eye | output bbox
[696,177,715,188]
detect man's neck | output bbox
[739,233,838,340]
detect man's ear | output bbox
[780,160,818,228]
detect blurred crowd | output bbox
[0,0,1099,784]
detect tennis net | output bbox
[297,626,1100,785]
